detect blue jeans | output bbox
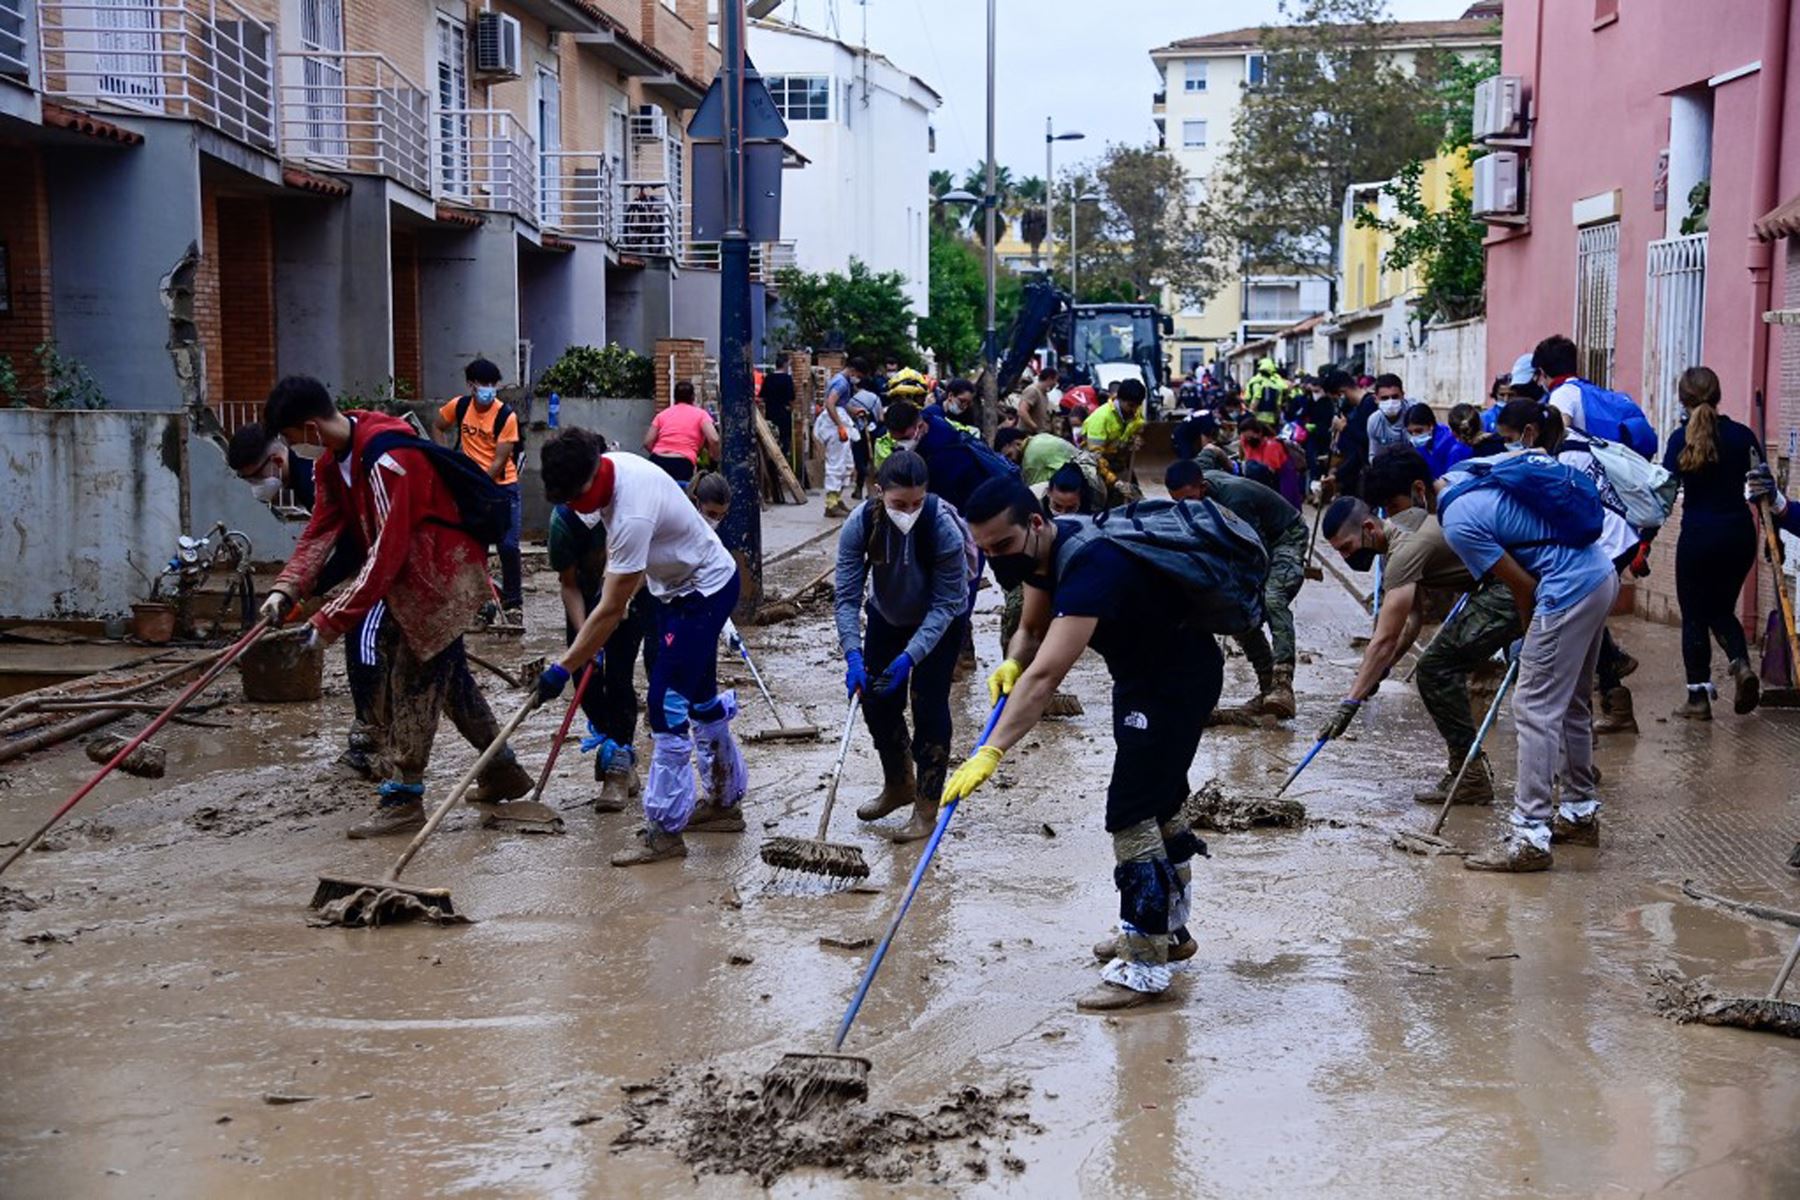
[497,482,523,608]
[647,570,741,735]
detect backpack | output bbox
[1571,379,1658,460]
[1438,454,1604,548]
[956,426,1020,485]
[1580,435,1679,530]
[866,494,980,587]
[361,428,513,547]
[454,394,526,470]
[1054,498,1270,635]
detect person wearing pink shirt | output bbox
[643,380,720,485]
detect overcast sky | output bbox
[769,0,1477,179]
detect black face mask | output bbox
[1344,544,1378,573]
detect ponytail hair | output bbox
[1494,398,1565,451]
[690,470,731,508]
[1677,366,1722,473]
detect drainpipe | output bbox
[1744,0,1791,632]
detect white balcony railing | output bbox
[277,50,429,197]
[0,0,31,83]
[676,203,798,281]
[618,179,675,257]
[539,150,613,241]
[38,0,276,152]
[439,106,535,223]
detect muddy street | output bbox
[3,540,1799,1197]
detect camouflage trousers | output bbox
[1415,580,1524,760]
[1234,523,1309,681]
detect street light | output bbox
[1044,119,1085,276]
[1070,188,1101,301]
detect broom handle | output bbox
[1305,494,1325,566]
[814,693,861,842]
[1769,931,1800,1001]
[1273,735,1327,799]
[1429,654,1520,838]
[726,619,784,726]
[833,697,1006,1051]
[0,618,273,878]
[526,658,598,805]
[388,695,537,882]
[1758,497,1800,682]
[1402,591,1469,683]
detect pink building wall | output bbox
[1485,0,1800,430]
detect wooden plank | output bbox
[754,406,808,505]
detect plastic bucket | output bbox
[237,635,326,703]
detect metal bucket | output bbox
[237,636,325,703]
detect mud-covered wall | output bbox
[0,410,299,621]
[517,396,657,538]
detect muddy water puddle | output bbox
[3,557,1800,1195]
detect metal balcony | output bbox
[0,0,31,84]
[439,107,536,224]
[538,150,614,241]
[618,179,674,257]
[38,0,277,153]
[676,205,798,281]
[278,51,430,197]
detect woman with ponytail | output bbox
[1663,366,1761,719]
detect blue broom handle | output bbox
[833,696,1007,1051]
[1274,734,1328,799]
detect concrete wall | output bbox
[520,240,607,389]
[272,181,395,396]
[1401,317,1488,413]
[417,218,523,398]
[671,266,723,357]
[516,396,657,536]
[605,264,674,357]
[45,118,203,412]
[0,410,298,620]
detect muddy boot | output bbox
[1261,664,1296,721]
[823,492,850,519]
[594,745,638,815]
[1075,982,1178,1012]
[465,752,534,805]
[348,783,426,839]
[1412,755,1493,805]
[884,747,946,843]
[687,802,747,833]
[1092,934,1197,963]
[1551,810,1601,847]
[1462,831,1552,873]
[1240,661,1275,714]
[1592,686,1638,735]
[502,606,525,630]
[609,825,687,866]
[1730,658,1761,715]
[1673,688,1713,722]
[856,737,918,822]
[336,729,378,780]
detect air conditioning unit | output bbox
[1472,151,1523,219]
[475,12,523,79]
[1473,74,1526,142]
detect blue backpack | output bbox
[1438,454,1605,548]
[1572,379,1658,460]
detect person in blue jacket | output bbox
[1404,403,1472,478]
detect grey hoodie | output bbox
[835,498,969,663]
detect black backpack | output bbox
[453,394,526,470]
[1053,498,1269,635]
[361,428,512,547]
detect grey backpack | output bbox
[1053,498,1269,635]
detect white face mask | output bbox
[289,435,325,461]
[576,507,604,529]
[1378,398,1404,420]
[704,515,722,531]
[248,476,282,504]
[886,506,921,535]
[894,437,920,453]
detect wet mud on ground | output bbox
[4,536,1800,1196]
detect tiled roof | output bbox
[1152,18,1499,56]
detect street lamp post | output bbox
[1070,188,1101,301]
[1044,119,1084,277]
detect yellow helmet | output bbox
[886,367,928,398]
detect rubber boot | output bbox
[595,745,639,814]
[1412,753,1494,806]
[1729,658,1762,715]
[883,744,945,844]
[1261,664,1296,721]
[1592,686,1638,735]
[1673,688,1713,722]
[823,491,849,519]
[348,781,426,839]
[856,733,918,822]
[609,825,687,866]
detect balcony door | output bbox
[96,0,162,107]
[298,0,345,161]
[536,65,561,226]
[436,13,470,198]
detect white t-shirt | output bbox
[1547,379,1586,433]
[597,452,737,599]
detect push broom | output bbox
[762,698,1006,1116]
[311,694,538,919]
[759,694,869,886]
[724,619,821,742]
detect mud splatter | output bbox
[611,1069,1041,1186]
[1183,779,1306,832]
[0,885,44,912]
[1649,967,1800,1037]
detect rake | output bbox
[763,698,1006,1117]
[759,695,868,886]
[310,695,537,920]
[725,619,821,742]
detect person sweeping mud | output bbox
[258,376,532,838]
[1165,458,1304,718]
[1317,448,1522,806]
[835,451,974,843]
[950,478,1264,1011]
[546,430,653,811]
[537,431,746,865]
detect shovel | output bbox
[311,695,538,920]
[1303,497,1325,581]
[726,619,820,742]
[1756,493,1800,708]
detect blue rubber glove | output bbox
[844,649,869,698]
[873,651,914,697]
[536,662,570,708]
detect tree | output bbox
[929,168,957,228]
[919,223,1025,374]
[1201,0,1452,292]
[960,161,1015,243]
[1016,174,1048,264]
[1056,143,1231,310]
[771,259,919,367]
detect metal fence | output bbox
[277,50,430,196]
[38,0,277,152]
[538,150,613,240]
[1575,220,1621,389]
[438,106,535,223]
[1642,232,1707,441]
[618,179,674,257]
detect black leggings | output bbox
[1675,511,1756,686]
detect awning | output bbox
[571,28,663,76]
[1755,191,1800,242]
[642,71,707,110]
[508,0,601,33]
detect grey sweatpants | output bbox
[1510,573,1618,827]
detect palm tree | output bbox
[1015,175,1048,264]
[961,161,1014,243]
[929,168,957,228]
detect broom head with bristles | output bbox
[1044,691,1084,717]
[762,1052,872,1118]
[745,724,823,743]
[311,874,454,916]
[759,835,869,882]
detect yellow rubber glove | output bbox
[987,658,1024,706]
[942,745,1004,805]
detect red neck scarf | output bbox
[572,456,616,514]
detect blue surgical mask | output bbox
[474,385,498,406]
[1504,441,1525,452]
[1409,432,1432,448]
